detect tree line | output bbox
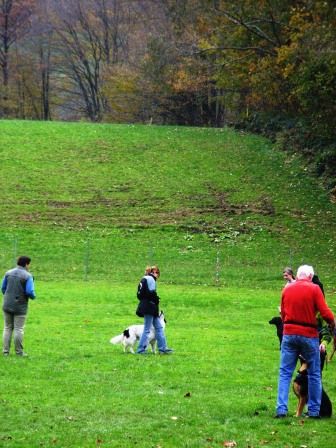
[1,0,335,190]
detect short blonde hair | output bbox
[150,265,160,276]
[144,265,160,277]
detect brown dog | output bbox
[292,356,309,417]
[292,355,332,417]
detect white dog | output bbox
[110,311,166,354]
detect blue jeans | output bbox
[276,334,321,416]
[136,314,167,353]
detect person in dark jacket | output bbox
[136,265,173,355]
[2,256,36,356]
[312,274,332,371]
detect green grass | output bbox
[1,120,336,446]
[1,282,335,447]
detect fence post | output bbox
[84,239,90,281]
[148,246,154,265]
[215,249,220,287]
[289,249,294,268]
[13,236,18,265]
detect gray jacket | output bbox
[2,266,36,315]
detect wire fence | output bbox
[0,232,303,290]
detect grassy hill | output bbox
[1,120,336,447]
[0,119,335,289]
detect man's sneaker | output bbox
[274,414,287,419]
[159,348,174,355]
[16,352,28,357]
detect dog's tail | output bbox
[320,388,332,418]
[110,334,124,345]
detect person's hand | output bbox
[319,343,326,353]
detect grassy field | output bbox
[1,282,336,447]
[0,120,336,447]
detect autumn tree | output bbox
[146,0,230,126]
[51,0,105,121]
[191,0,336,184]
[0,0,34,115]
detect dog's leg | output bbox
[293,382,307,417]
[124,339,135,354]
[128,336,137,354]
[296,396,307,417]
[150,340,156,354]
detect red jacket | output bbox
[281,279,334,338]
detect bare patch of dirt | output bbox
[190,188,275,216]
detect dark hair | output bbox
[17,256,31,267]
[283,267,295,278]
[312,274,324,296]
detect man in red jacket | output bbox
[275,265,335,418]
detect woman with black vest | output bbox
[136,265,173,355]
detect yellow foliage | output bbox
[101,65,141,122]
[170,67,206,93]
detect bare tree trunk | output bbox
[0,0,34,117]
[1,0,11,116]
[55,1,104,121]
[40,40,51,120]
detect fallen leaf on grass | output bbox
[223,441,237,447]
